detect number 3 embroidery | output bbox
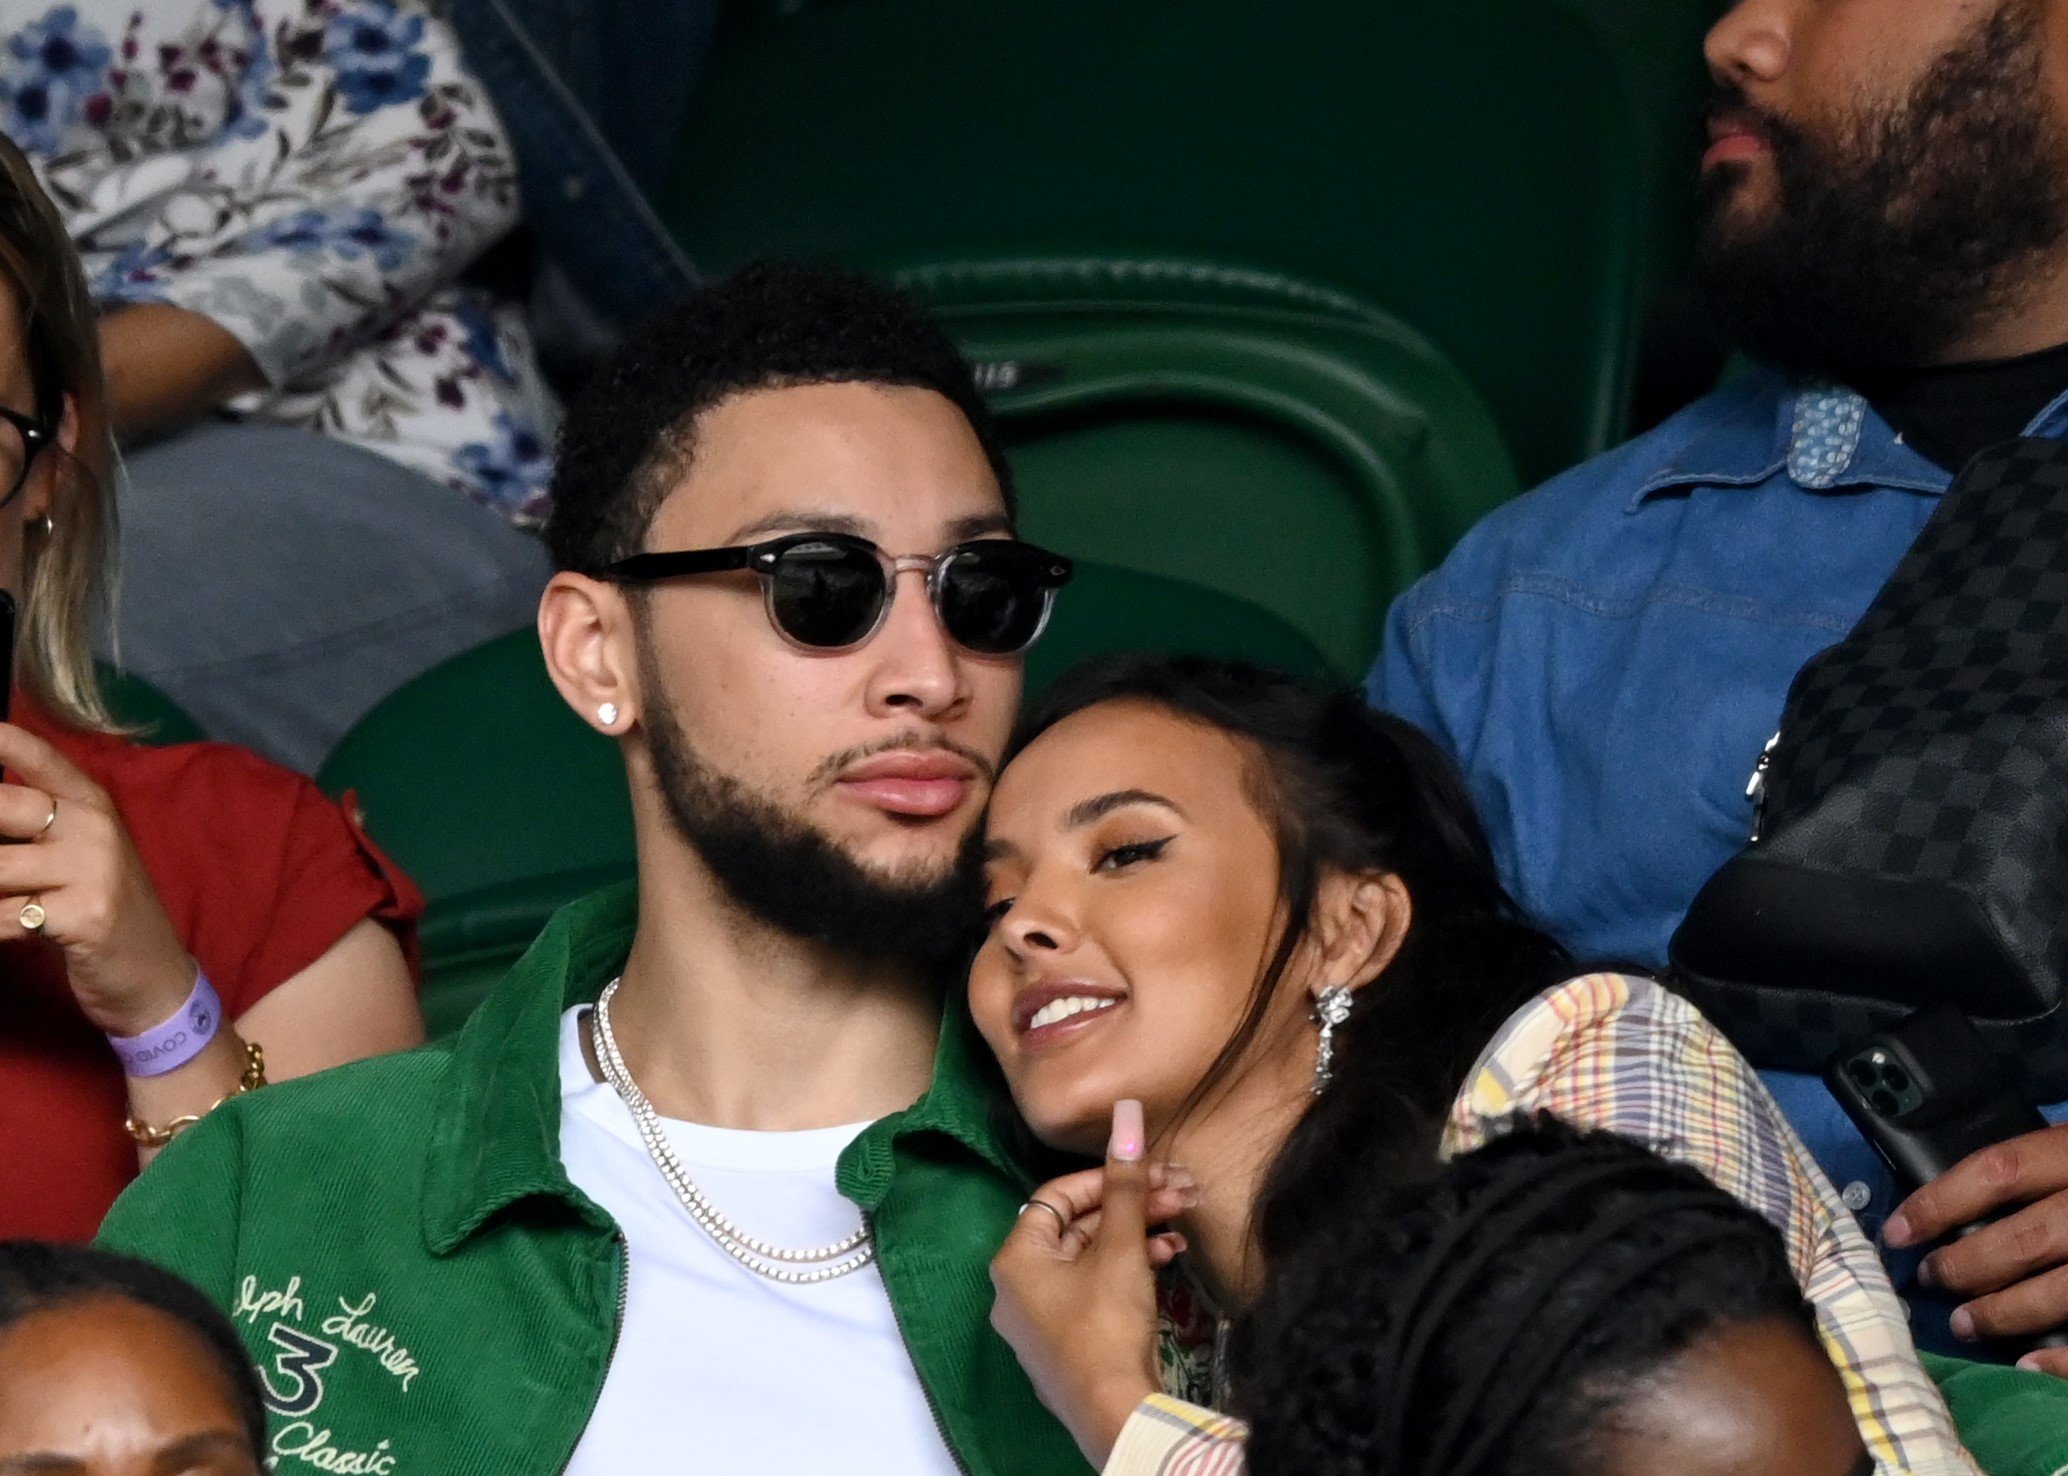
[261,1323,339,1417]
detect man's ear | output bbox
[538,571,639,735]
[1310,869,1413,997]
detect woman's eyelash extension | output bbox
[982,896,1015,923]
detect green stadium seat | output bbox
[317,560,1333,1034]
[1548,0,1715,252]
[659,0,1646,486]
[924,259,1519,676]
[96,665,206,746]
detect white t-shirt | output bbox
[556,1008,964,1475]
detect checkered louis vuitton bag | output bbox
[1671,438,2068,1097]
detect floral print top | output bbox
[2,0,557,524]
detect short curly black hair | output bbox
[0,1239,267,1458]
[544,260,1014,574]
[1233,1115,1817,1476]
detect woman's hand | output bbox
[991,1101,1198,1469]
[0,722,195,1035]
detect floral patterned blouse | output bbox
[2,0,557,524]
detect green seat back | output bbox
[926,261,1518,676]
[96,665,207,746]
[1547,0,1716,271]
[659,0,1645,486]
[317,561,1331,1034]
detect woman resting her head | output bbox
[1239,1115,1869,1476]
[973,655,1976,1475]
[0,136,424,1241]
[0,1239,267,1475]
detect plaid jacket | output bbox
[1107,973,1978,1476]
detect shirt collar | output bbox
[420,881,634,1255]
[418,880,1025,1253]
[1627,367,2068,510]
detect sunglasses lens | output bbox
[938,545,1056,655]
[766,540,888,648]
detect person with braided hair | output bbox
[971,654,1997,1475]
[1237,1114,1870,1476]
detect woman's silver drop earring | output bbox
[597,702,619,728]
[1310,985,1354,1095]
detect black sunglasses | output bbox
[603,532,1075,655]
[0,405,54,508]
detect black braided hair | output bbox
[1232,1115,1815,1476]
[0,1240,267,1457]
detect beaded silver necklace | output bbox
[590,977,876,1284]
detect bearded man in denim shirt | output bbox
[1371,0,2068,1369]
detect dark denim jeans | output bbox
[443,0,710,331]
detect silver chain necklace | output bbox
[590,977,876,1284]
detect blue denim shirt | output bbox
[1369,366,2068,1352]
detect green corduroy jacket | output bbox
[98,883,1091,1476]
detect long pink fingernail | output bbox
[1111,1099,1144,1162]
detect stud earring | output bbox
[596,702,619,728]
[29,515,51,536]
[1310,985,1355,1095]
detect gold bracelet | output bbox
[124,1039,267,1148]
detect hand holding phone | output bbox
[1827,1005,2047,1207]
[1830,1005,2068,1360]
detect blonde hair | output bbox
[0,133,117,730]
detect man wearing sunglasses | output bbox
[99,263,1095,1475]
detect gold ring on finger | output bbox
[18,898,46,931]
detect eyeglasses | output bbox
[0,406,53,508]
[603,532,1075,655]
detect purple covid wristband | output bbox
[107,968,222,1078]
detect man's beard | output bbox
[1694,0,2068,379]
[638,644,987,967]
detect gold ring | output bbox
[1018,1198,1069,1233]
[34,798,55,838]
[18,899,46,931]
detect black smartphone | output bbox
[1826,1004,2046,1204]
[1828,1004,2068,1353]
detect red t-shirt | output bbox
[0,699,423,1241]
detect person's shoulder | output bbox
[1465,972,1688,1083]
[43,718,344,850]
[85,728,328,808]
[123,1038,456,1197]
[237,1034,457,1142]
[98,1039,460,1293]
[1404,374,1787,602]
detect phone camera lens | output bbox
[1870,1089,1899,1116]
[1880,1062,1912,1094]
[1847,1059,1880,1089]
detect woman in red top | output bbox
[0,137,425,1241]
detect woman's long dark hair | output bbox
[1010,655,1573,1271]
